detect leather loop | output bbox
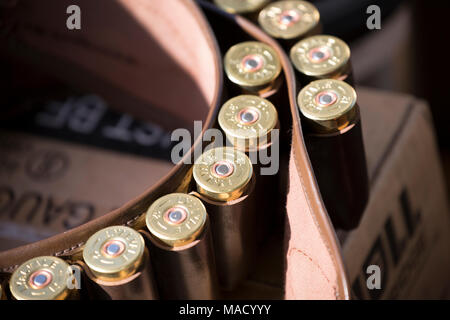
[0,0,222,270]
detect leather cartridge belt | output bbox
[0,0,370,300]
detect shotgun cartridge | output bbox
[290,35,354,85]
[258,0,321,49]
[82,225,158,300]
[193,147,256,290]
[297,79,369,230]
[145,193,219,299]
[224,41,282,98]
[9,256,77,300]
[214,0,271,21]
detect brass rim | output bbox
[224,41,281,90]
[290,35,350,77]
[214,0,270,14]
[297,79,357,133]
[9,256,72,300]
[218,95,278,151]
[83,226,145,281]
[193,147,253,201]
[146,193,207,248]
[258,0,320,40]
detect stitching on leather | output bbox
[54,242,84,257]
[289,247,334,293]
[2,215,143,272]
[1,264,18,273]
[125,214,141,226]
[44,0,219,260]
[1,3,222,277]
[54,214,142,257]
[291,147,339,299]
[1,1,221,271]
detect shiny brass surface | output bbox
[79,248,158,300]
[143,221,219,300]
[258,0,320,40]
[146,193,207,248]
[224,41,281,94]
[297,79,358,133]
[193,147,253,202]
[214,0,270,14]
[290,35,351,78]
[83,225,145,282]
[218,95,278,151]
[193,175,257,291]
[9,256,73,300]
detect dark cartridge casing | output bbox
[298,79,369,230]
[0,281,7,300]
[305,119,369,230]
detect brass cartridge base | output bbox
[78,249,158,300]
[258,0,321,49]
[290,35,354,86]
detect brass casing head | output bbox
[258,0,320,40]
[297,79,358,133]
[146,193,207,249]
[10,256,72,300]
[290,35,351,78]
[224,41,281,93]
[218,95,278,151]
[83,226,145,282]
[214,0,270,14]
[193,147,253,202]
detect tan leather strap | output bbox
[0,0,222,270]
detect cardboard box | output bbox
[341,88,450,299]
[231,87,450,300]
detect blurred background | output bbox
[313,0,449,199]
